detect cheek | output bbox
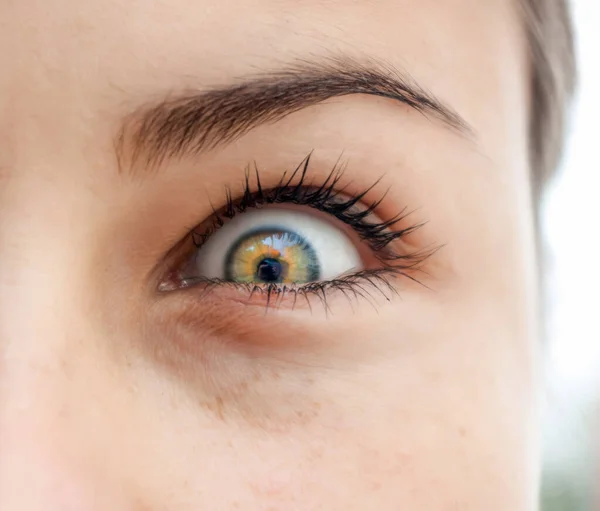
[122,315,535,510]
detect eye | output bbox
[191,208,362,285]
[158,156,432,309]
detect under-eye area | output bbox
[157,154,437,314]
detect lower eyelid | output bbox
[171,265,425,317]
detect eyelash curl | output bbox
[177,154,435,312]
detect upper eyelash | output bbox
[191,153,426,267]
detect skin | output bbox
[0,0,540,509]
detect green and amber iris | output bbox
[224,229,320,284]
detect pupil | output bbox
[256,258,283,282]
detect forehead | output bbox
[2,1,523,88]
[0,0,526,170]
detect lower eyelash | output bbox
[177,264,431,314]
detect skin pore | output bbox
[0,0,540,510]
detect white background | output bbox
[542,0,600,497]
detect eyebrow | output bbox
[117,56,473,171]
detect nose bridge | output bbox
[0,285,100,510]
[0,391,98,511]
[0,175,83,402]
[0,182,121,510]
[0,238,81,510]
[0,279,78,443]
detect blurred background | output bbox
[540,1,599,509]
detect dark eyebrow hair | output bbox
[117,56,473,171]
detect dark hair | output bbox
[521,0,577,196]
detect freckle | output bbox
[312,401,321,410]
[459,427,467,438]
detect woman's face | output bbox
[0,0,540,509]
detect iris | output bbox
[224,229,320,284]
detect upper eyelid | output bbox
[115,55,474,175]
[190,156,426,260]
